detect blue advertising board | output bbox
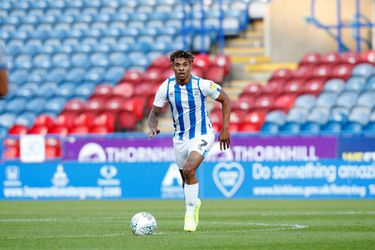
[339,136,375,161]
[1,161,374,200]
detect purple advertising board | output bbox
[63,135,337,163]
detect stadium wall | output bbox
[1,134,375,200]
[266,0,373,62]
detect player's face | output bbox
[172,57,192,84]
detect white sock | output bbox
[184,183,199,216]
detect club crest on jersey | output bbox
[168,91,174,98]
[193,88,200,96]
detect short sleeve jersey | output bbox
[153,75,221,140]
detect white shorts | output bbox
[173,133,216,170]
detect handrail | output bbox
[307,0,375,53]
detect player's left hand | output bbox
[219,128,230,150]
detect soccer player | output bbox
[148,50,231,232]
[0,41,8,97]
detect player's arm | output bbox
[148,105,162,139]
[0,67,8,97]
[215,89,231,150]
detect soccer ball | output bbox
[130,212,157,236]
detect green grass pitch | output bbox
[0,200,374,249]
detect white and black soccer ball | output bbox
[130,212,157,236]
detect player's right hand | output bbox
[148,128,160,140]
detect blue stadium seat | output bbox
[14,55,33,70]
[323,78,345,94]
[362,122,375,134]
[63,38,80,48]
[329,106,350,123]
[300,121,321,134]
[348,106,371,125]
[278,121,300,134]
[90,53,110,68]
[34,84,57,99]
[52,53,71,69]
[335,91,359,109]
[28,69,48,83]
[48,29,67,40]
[84,67,106,84]
[0,126,8,138]
[104,67,126,84]
[5,98,27,114]
[352,63,374,78]
[44,97,67,113]
[109,52,130,68]
[0,113,17,128]
[56,83,76,99]
[75,83,96,99]
[66,68,86,84]
[264,110,287,125]
[293,94,316,110]
[320,121,342,134]
[341,122,362,134]
[72,22,90,31]
[25,97,47,115]
[71,53,90,69]
[45,68,67,84]
[307,107,330,124]
[33,54,52,69]
[315,92,338,108]
[10,69,29,86]
[365,77,375,91]
[344,76,366,91]
[357,91,375,109]
[44,38,62,47]
[15,112,37,127]
[14,88,34,100]
[286,107,309,124]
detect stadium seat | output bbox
[121,70,145,85]
[116,110,138,131]
[260,122,279,134]
[307,107,330,124]
[73,113,95,128]
[303,78,325,96]
[312,64,333,79]
[104,97,125,115]
[263,79,284,96]
[270,68,292,81]
[112,83,135,99]
[33,115,54,130]
[28,125,49,135]
[329,106,350,123]
[85,98,106,115]
[253,94,275,112]
[292,64,314,79]
[352,63,374,78]
[323,78,345,94]
[332,63,353,80]
[273,94,297,112]
[347,106,371,125]
[8,124,28,135]
[293,94,316,110]
[240,111,266,131]
[316,92,338,108]
[361,50,375,64]
[321,51,340,65]
[300,121,320,134]
[340,51,361,65]
[286,107,309,124]
[3,138,20,160]
[356,91,375,109]
[64,99,85,115]
[283,79,304,95]
[92,84,114,99]
[240,83,263,99]
[321,121,342,134]
[45,138,62,159]
[205,65,225,84]
[299,52,321,66]
[345,76,366,92]
[69,125,90,135]
[278,121,301,134]
[91,113,116,133]
[335,91,360,109]
[48,125,69,136]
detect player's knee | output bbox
[183,167,195,180]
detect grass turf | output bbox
[0,200,374,249]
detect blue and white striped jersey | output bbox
[153,75,221,141]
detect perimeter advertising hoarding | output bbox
[339,136,375,162]
[1,160,374,200]
[63,136,337,162]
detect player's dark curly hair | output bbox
[169,50,195,63]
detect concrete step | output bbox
[230,55,271,64]
[226,39,264,48]
[245,63,298,72]
[225,47,264,56]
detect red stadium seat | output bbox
[270,68,292,81]
[263,79,284,95]
[90,125,109,134]
[205,66,225,84]
[45,138,62,158]
[321,51,340,65]
[85,97,106,114]
[92,84,113,99]
[144,68,164,85]
[8,124,28,135]
[240,83,263,98]
[69,125,89,135]
[122,97,146,120]
[92,113,115,133]
[292,64,314,79]
[237,96,256,111]
[239,111,266,131]
[55,112,77,130]
[274,94,297,112]
[64,99,85,114]
[34,115,54,129]
[162,68,175,79]
[3,138,20,159]
[230,109,247,132]
[104,97,125,114]
[112,83,134,99]
[193,54,211,70]
[121,69,144,85]
[299,52,321,66]
[48,125,69,136]
[362,50,375,64]
[211,54,231,76]
[73,112,95,128]
[28,125,49,135]
[332,63,353,80]
[148,55,170,71]
[341,51,361,65]
[253,94,275,112]
[312,64,333,79]
[191,67,205,78]
[303,78,325,96]
[283,79,304,95]
[117,110,138,131]
[209,110,222,132]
